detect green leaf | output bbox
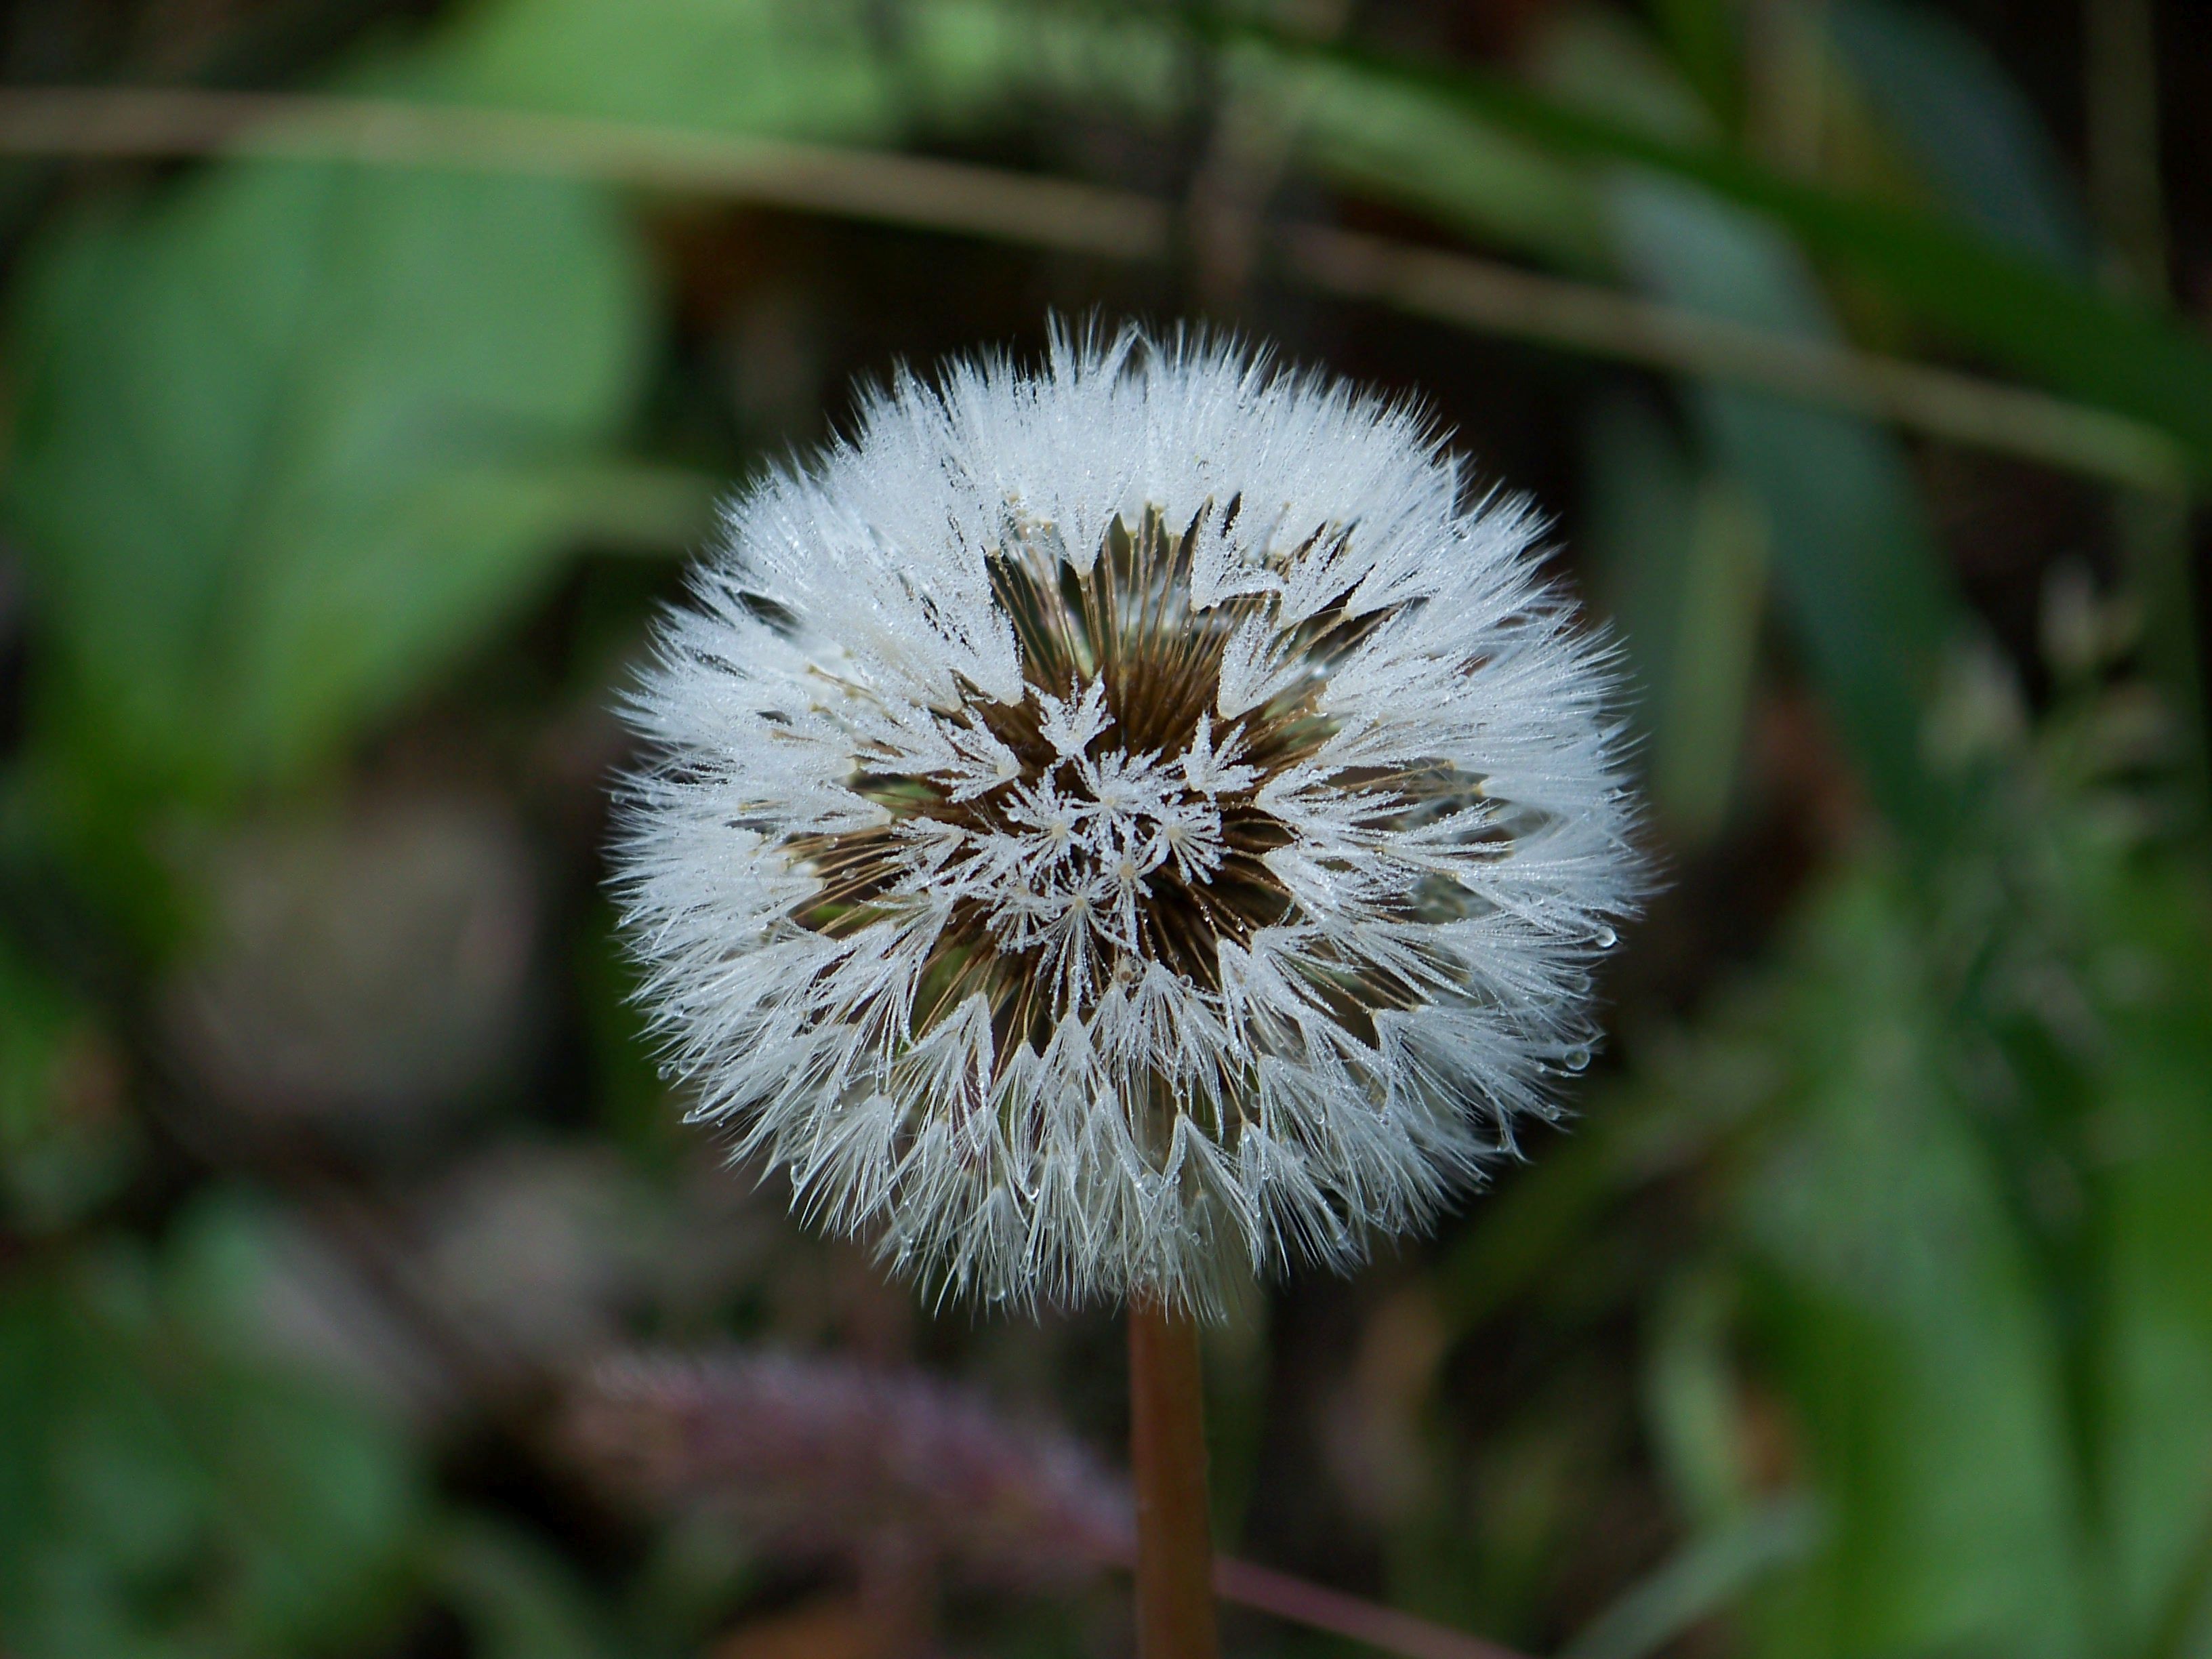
[1642,1267,1759,1530]
[421,1517,619,1659]
[1829,0,2092,274]
[3,148,649,798]
[0,933,79,1155]
[0,1211,425,1658]
[439,0,907,140]
[1610,177,1960,835]
[1595,703,2212,1659]
[2066,837,2212,1648]
[1281,49,1612,274]
[1583,396,1769,842]
[1716,867,2095,1658]
[1563,1496,1822,1659]
[0,933,138,1232]
[1209,13,2212,478]
[1650,0,1740,123]
[1531,10,1965,840]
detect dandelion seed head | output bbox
[613,323,1641,1317]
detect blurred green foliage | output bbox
[0,1206,424,1657]
[4,129,651,931]
[1,1,2208,1656]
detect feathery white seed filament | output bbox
[613,323,1641,1318]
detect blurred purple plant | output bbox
[570,1349,1533,1659]
[568,1349,1132,1591]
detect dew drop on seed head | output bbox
[1595,924,1617,949]
[1562,1045,1592,1073]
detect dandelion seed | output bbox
[612,324,1641,1320]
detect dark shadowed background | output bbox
[1,1,2209,1656]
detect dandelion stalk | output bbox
[609,320,1642,1647]
[1129,1296,1221,1659]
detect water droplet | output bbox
[1562,1045,1592,1073]
[1594,924,1618,949]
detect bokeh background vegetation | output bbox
[1,1,2209,1656]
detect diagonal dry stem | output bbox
[0,85,2188,491]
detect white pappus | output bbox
[613,323,1643,1317]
